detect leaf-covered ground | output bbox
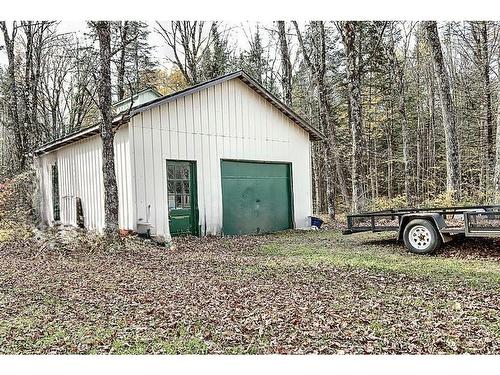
[0,229,499,354]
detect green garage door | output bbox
[221,160,293,235]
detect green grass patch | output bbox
[257,233,500,288]
[153,336,209,354]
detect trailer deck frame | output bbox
[344,205,500,252]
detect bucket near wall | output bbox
[309,216,324,229]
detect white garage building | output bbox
[35,71,322,241]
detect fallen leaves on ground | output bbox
[0,229,499,354]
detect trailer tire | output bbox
[403,219,442,254]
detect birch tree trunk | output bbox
[94,21,120,233]
[423,21,461,200]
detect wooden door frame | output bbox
[166,159,199,236]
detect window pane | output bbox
[167,162,194,211]
[167,165,175,179]
[175,181,182,193]
[52,164,60,221]
[167,180,174,194]
[175,166,183,179]
[168,194,175,209]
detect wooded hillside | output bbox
[1,21,500,217]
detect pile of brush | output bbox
[0,170,37,247]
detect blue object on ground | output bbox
[310,216,324,228]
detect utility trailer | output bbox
[343,205,500,254]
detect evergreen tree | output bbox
[202,23,230,79]
[113,21,156,100]
[240,27,265,83]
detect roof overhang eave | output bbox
[34,114,130,156]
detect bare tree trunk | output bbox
[293,21,350,219]
[342,21,365,212]
[20,21,47,153]
[156,21,214,85]
[385,25,416,206]
[495,53,500,202]
[416,99,422,200]
[94,21,120,233]
[373,131,379,198]
[312,147,320,212]
[415,31,423,201]
[0,21,25,171]
[471,21,494,195]
[23,21,34,147]
[495,103,500,201]
[318,84,350,211]
[367,75,375,201]
[276,21,293,106]
[31,22,47,144]
[480,23,494,190]
[427,67,437,200]
[423,21,461,200]
[318,81,338,219]
[386,106,394,199]
[117,21,129,101]
[396,64,415,206]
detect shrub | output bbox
[365,195,408,212]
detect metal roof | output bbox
[112,86,162,108]
[35,70,323,155]
[34,114,129,156]
[35,124,101,156]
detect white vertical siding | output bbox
[130,78,313,237]
[36,78,313,238]
[114,125,134,229]
[36,152,57,225]
[36,125,133,232]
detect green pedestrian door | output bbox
[221,160,293,235]
[167,160,198,236]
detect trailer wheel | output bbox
[403,219,442,254]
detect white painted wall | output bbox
[36,151,57,225]
[36,78,314,238]
[36,125,133,231]
[130,78,313,238]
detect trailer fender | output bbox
[398,213,447,242]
